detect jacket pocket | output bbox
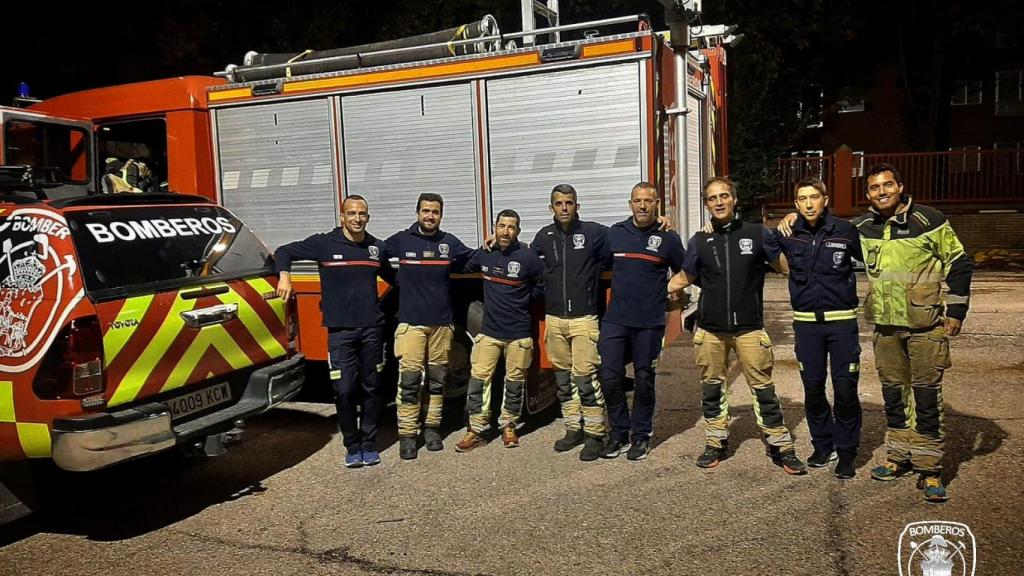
[393,323,410,358]
[907,283,942,329]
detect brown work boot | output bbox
[454,430,487,453]
[502,425,520,448]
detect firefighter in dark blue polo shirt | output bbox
[454,209,544,451]
[774,178,863,479]
[385,193,475,461]
[274,195,392,469]
[597,182,686,461]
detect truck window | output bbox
[97,119,168,193]
[64,205,273,300]
[3,120,90,184]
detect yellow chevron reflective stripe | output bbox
[103,294,155,365]
[1,381,52,458]
[246,277,286,324]
[217,285,285,360]
[0,381,14,423]
[793,309,858,322]
[17,423,51,457]
[161,325,250,393]
[109,293,198,407]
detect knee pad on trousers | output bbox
[426,364,447,395]
[553,370,573,402]
[574,374,601,406]
[466,377,486,414]
[701,381,725,418]
[504,379,525,416]
[398,371,422,404]
[912,386,942,438]
[881,385,909,429]
[602,376,626,407]
[753,386,785,428]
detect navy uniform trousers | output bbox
[793,318,862,457]
[598,321,665,444]
[327,326,384,454]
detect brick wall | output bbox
[946,212,1024,254]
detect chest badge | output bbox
[832,251,844,266]
[439,243,450,257]
[507,261,521,278]
[573,234,586,249]
[739,238,754,255]
[646,235,662,252]
[368,246,379,259]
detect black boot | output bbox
[579,435,604,462]
[399,437,418,460]
[423,427,444,451]
[554,429,585,452]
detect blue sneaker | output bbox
[344,452,364,468]
[361,450,381,466]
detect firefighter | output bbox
[853,164,971,501]
[274,195,391,468]
[596,182,686,461]
[670,177,807,475]
[386,193,475,460]
[774,178,863,479]
[454,209,544,451]
[528,184,610,461]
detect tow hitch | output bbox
[185,419,245,457]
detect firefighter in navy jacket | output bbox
[596,182,686,461]
[774,178,863,479]
[669,177,807,474]
[529,184,609,460]
[274,195,392,468]
[385,193,474,460]
[454,209,544,451]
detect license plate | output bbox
[168,382,233,420]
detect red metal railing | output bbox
[762,148,1024,214]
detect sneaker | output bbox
[501,425,520,448]
[598,437,629,459]
[770,448,808,475]
[807,449,838,468]
[454,430,488,453]
[361,450,381,466]
[696,443,727,469]
[423,427,444,452]
[918,475,949,503]
[578,435,603,462]
[870,460,913,481]
[626,439,651,461]
[834,454,855,479]
[399,437,418,460]
[553,429,585,452]
[344,451,364,469]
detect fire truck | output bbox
[1,4,729,522]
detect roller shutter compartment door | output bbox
[341,84,480,246]
[216,99,338,251]
[685,92,707,240]
[487,62,642,240]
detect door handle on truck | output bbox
[180,303,238,328]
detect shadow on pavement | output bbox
[0,407,334,545]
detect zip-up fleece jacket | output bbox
[683,217,782,333]
[775,209,862,315]
[852,198,972,328]
[274,229,391,328]
[385,224,474,326]
[530,217,608,318]
[465,243,544,340]
[603,219,686,328]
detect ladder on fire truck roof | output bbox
[520,0,559,46]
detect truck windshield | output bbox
[64,204,273,300]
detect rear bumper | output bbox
[51,354,305,472]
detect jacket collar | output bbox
[408,222,444,240]
[551,216,582,234]
[793,209,836,235]
[616,217,658,236]
[868,196,913,226]
[711,215,742,234]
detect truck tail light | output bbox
[33,316,105,399]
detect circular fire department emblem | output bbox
[0,208,83,372]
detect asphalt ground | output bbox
[2,271,1022,575]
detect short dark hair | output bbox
[495,209,521,228]
[631,181,656,196]
[794,178,827,197]
[416,193,444,213]
[866,163,902,185]
[702,177,736,199]
[342,195,368,210]
[550,184,577,204]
